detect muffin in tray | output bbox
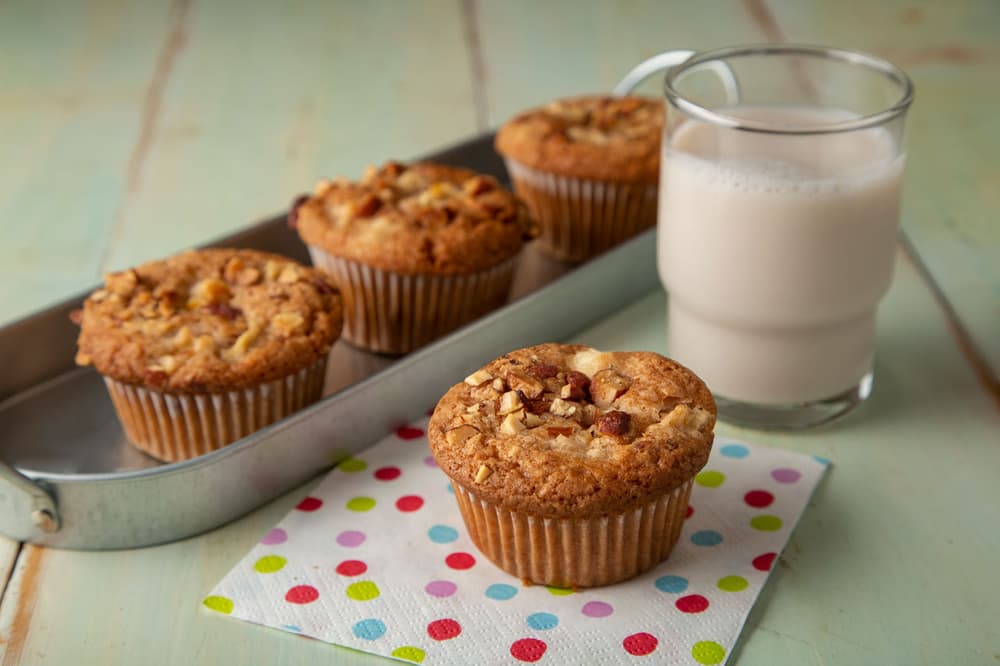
[428,343,716,588]
[495,95,663,263]
[292,160,534,355]
[74,248,343,462]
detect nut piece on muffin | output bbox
[74,248,343,462]
[496,95,664,263]
[428,343,716,588]
[293,160,535,355]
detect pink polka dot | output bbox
[425,580,458,598]
[771,468,801,483]
[622,632,658,656]
[260,528,287,545]
[744,490,775,508]
[285,585,319,604]
[582,601,614,617]
[336,530,366,547]
[424,456,438,467]
[296,497,322,511]
[753,552,777,571]
[336,560,367,576]
[510,638,548,662]
[396,495,424,512]
[445,552,476,570]
[676,594,710,613]
[374,466,401,481]
[685,505,694,519]
[397,426,424,440]
[427,618,462,641]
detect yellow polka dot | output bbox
[392,646,426,663]
[253,555,287,574]
[346,496,376,512]
[546,585,575,596]
[346,580,380,601]
[695,470,726,488]
[203,595,234,614]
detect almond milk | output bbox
[658,106,904,404]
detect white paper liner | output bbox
[307,248,518,354]
[504,158,658,263]
[104,356,327,462]
[452,479,694,588]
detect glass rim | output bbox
[664,43,914,135]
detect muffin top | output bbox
[74,248,343,393]
[428,343,716,518]
[495,95,664,183]
[293,161,534,275]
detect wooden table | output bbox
[1,1,997,663]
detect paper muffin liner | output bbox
[504,158,658,263]
[103,356,328,462]
[451,478,694,588]
[307,247,518,355]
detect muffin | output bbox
[293,161,534,354]
[428,343,716,587]
[495,95,663,263]
[74,248,343,462]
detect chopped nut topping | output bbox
[492,377,505,392]
[474,464,493,483]
[90,289,109,303]
[105,269,138,296]
[463,176,495,197]
[526,363,559,380]
[228,322,263,358]
[75,351,92,366]
[189,277,231,308]
[549,398,577,417]
[596,410,631,436]
[524,412,543,427]
[277,265,302,284]
[173,326,193,348]
[194,335,214,354]
[271,311,306,337]
[560,370,590,401]
[445,424,480,446]
[264,260,282,281]
[523,397,552,415]
[158,355,179,374]
[508,371,544,399]
[464,369,493,386]
[500,412,526,435]
[665,404,691,428]
[546,426,575,437]
[590,369,631,409]
[499,390,524,415]
[204,302,242,320]
[353,193,382,218]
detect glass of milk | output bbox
[624,45,913,428]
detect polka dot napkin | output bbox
[204,418,828,664]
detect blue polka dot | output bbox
[654,575,689,594]
[691,529,723,546]
[352,618,387,640]
[485,583,518,601]
[814,455,831,465]
[281,624,301,633]
[526,612,559,630]
[446,483,454,494]
[427,525,459,544]
[720,443,749,458]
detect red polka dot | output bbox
[396,495,424,512]
[296,497,322,512]
[753,552,777,571]
[622,632,658,656]
[427,618,462,641]
[510,638,548,662]
[396,426,424,440]
[374,466,401,481]
[744,490,774,508]
[675,594,710,613]
[445,552,476,570]
[335,560,367,577]
[685,505,694,519]
[284,585,319,604]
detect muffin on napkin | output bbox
[74,248,343,462]
[495,95,663,263]
[428,343,716,587]
[293,161,535,354]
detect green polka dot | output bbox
[346,580,381,601]
[750,514,783,531]
[391,646,426,663]
[338,457,367,472]
[692,640,726,664]
[546,585,575,596]
[717,575,748,592]
[695,470,726,488]
[346,496,376,512]
[253,555,287,574]
[202,595,233,614]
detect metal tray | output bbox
[0,134,659,550]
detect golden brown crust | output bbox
[495,95,664,184]
[294,161,535,275]
[75,248,343,393]
[428,344,716,518]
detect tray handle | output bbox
[0,459,60,534]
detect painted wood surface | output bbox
[1,0,998,664]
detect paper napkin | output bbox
[204,418,828,665]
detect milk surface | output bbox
[659,106,904,404]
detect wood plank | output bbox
[0,0,174,327]
[764,0,1000,379]
[99,0,480,273]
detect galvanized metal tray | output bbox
[0,134,659,550]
